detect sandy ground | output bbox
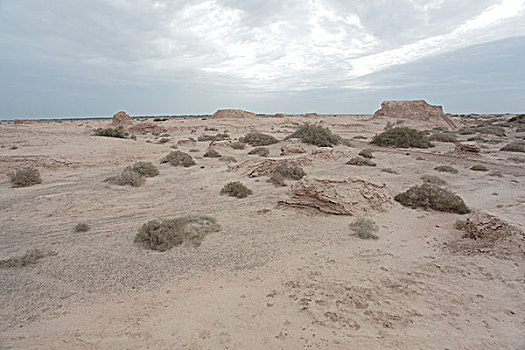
[0,114,524,349]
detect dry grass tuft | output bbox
[349,218,379,240]
[9,167,42,188]
[395,184,469,214]
[220,181,253,198]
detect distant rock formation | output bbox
[14,119,38,125]
[373,100,458,129]
[210,109,257,119]
[273,113,288,118]
[111,111,133,126]
[304,113,319,118]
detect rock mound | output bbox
[228,158,311,178]
[210,109,257,119]
[281,144,306,156]
[111,111,133,126]
[209,140,232,149]
[278,176,393,215]
[304,113,319,118]
[373,100,457,129]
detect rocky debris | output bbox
[462,211,517,241]
[228,158,311,178]
[111,111,134,127]
[273,113,288,118]
[454,142,480,153]
[210,109,257,119]
[278,176,393,215]
[209,140,232,149]
[281,144,306,156]
[373,100,458,129]
[177,139,197,147]
[309,147,349,160]
[304,113,319,118]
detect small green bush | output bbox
[0,249,57,268]
[231,141,246,150]
[394,184,469,214]
[129,161,159,177]
[349,218,379,240]
[286,123,340,147]
[153,118,168,122]
[454,220,467,230]
[74,223,90,232]
[107,168,145,187]
[421,175,447,185]
[470,165,488,171]
[134,215,220,251]
[371,127,432,148]
[434,165,458,174]
[500,142,525,153]
[239,132,278,146]
[93,126,128,138]
[346,156,376,166]
[9,167,42,187]
[157,138,170,144]
[429,132,457,143]
[220,181,253,198]
[248,147,270,157]
[358,149,374,159]
[476,126,505,137]
[160,151,196,167]
[458,128,476,135]
[203,149,221,158]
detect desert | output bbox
[0,104,524,349]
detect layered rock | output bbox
[210,109,257,119]
[111,111,133,126]
[373,100,458,129]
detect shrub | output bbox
[500,142,525,153]
[239,132,278,146]
[476,126,505,137]
[434,165,458,174]
[9,167,42,187]
[394,184,469,214]
[470,165,488,171]
[371,127,432,148]
[458,128,476,135]
[454,220,467,230]
[507,156,524,163]
[508,114,525,123]
[189,149,199,152]
[220,181,253,198]
[198,133,230,142]
[381,168,398,174]
[286,123,340,147]
[74,223,90,232]
[0,249,57,268]
[349,218,379,240]
[273,162,306,180]
[157,138,170,144]
[231,141,246,150]
[429,132,457,143]
[346,156,376,166]
[358,149,374,159]
[421,175,447,185]
[153,118,168,122]
[160,151,196,167]
[248,147,270,157]
[203,149,221,158]
[93,126,128,138]
[353,135,367,140]
[107,168,145,187]
[268,172,286,186]
[160,133,170,137]
[134,215,220,251]
[204,127,218,131]
[129,161,159,177]
[220,156,237,163]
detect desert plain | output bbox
[0,105,524,349]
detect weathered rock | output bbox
[228,158,311,178]
[210,109,257,119]
[111,111,133,126]
[278,176,393,215]
[304,113,319,118]
[454,142,480,153]
[127,122,167,134]
[309,147,349,160]
[177,139,197,147]
[281,144,306,156]
[209,140,232,149]
[373,100,457,129]
[273,113,288,118]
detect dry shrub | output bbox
[0,249,57,268]
[129,161,159,177]
[9,167,42,187]
[470,165,488,171]
[239,132,278,146]
[349,218,379,240]
[248,147,270,157]
[269,162,306,186]
[220,156,237,163]
[286,123,340,147]
[93,126,128,138]
[220,181,253,198]
[74,223,90,232]
[394,184,469,214]
[421,175,447,185]
[107,168,145,187]
[203,149,221,158]
[157,137,170,144]
[268,172,286,186]
[434,165,458,174]
[358,149,374,159]
[381,168,398,174]
[371,127,432,148]
[231,141,246,150]
[134,215,220,251]
[500,142,525,153]
[429,132,457,143]
[198,133,230,142]
[160,150,196,167]
[346,156,376,166]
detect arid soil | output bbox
[0,114,524,349]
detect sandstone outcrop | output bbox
[373,100,458,129]
[210,109,257,119]
[281,144,306,156]
[111,111,133,126]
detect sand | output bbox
[0,114,524,349]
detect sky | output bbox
[0,0,524,119]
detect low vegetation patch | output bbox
[93,126,128,139]
[203,149,221,158]
[220,181,253,198]
[220,156,237,163]
[248,146,270,157]
[128,161,159,177]
[230,141,246,150]
[153,117,169,122]
[434,165,458,174]
[346,156,376,166]
[371,127,432,148]
[394,184,470,214]
[160,150,196,167]
[286,123,341,147]
[421,175,447,185]
[239,132,278,146]
[9,167,42,187]
[157,138,170,144]
[349,218,379,240]
[429,132,457,143]
[0,249,57,268]
[500,141,525,153]
[107,168,145,187]
[134,215,220,251]
[358,149,374,159]
[74,223,90,232]
[198,133,230,142]
[268,162,306,186]
[470,165,488,171]
[381,168,398,174]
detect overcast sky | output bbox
[1,0,524,119]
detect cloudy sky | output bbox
[1,0,524,119]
